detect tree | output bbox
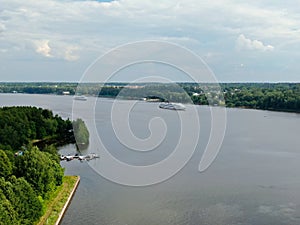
[0,190,19,225]
[42,144,60,163]
[8,176,43,224]
[0,106,75,150]
[15,147,64,198]
[0,150,13,178]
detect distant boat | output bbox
[73,95,87,101]
[159,102,186,110]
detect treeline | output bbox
[97,83,300,112]
[0,83,76,95]
[222,83,300,112]
[0,106,73,150]
[0,107,75,224]
[1,82,299,112]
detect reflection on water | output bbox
[1,94,300,225]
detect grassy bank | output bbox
[36,176,79,225]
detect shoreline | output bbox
[55,176,80,225]
[0,92,299,114]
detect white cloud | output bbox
[236,34,274,52]
[33,39,80,61]
[0,22,6,33]
[34,40,52,57]
[64,46,79,61]
[1,0,297,55]
[0,49,8,53]
[1,0,300,81]
[0,21,6,35]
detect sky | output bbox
[0,0,300,82]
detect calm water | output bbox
[1,94,300,225]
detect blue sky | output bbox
[0,0,300,82]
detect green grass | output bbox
[36,176,79,225]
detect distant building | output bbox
[124,85,144,89]
[192,92,204,96]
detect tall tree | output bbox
[0,150,12,178]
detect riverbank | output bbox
[0,82,299,113]
[32,134,76,150]
[36,176,80,225]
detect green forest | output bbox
[0,82,299,112]
[0,106,80,225]
[186,83,300,112]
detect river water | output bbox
[1,94,300,225]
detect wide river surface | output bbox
[1,94,300,225]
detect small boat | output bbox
[84,153,100,161]
[73,95,87,101]
[65,155,74,161]
[60,153,100,162]
[159,102,186,110]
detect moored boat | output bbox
[159,102,186,110]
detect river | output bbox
[1,93,300,225]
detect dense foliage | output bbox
[221,83,300,112]
[0,83,76,95]
[0,107,74,225]
[0,106,73,150]
[0,148,64,225]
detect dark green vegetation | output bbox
[0,106,84,225]
[83,83,300,112]
[73,118,90,150]
[221,83,300,112]
[1,82,299,112]
[0,83,76,95]
[0,147,63,225]
[36,176,79,225]
[0,106,73,150]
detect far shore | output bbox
[1,92,299,114]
